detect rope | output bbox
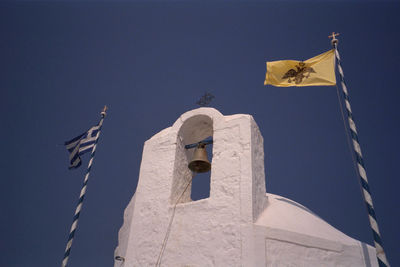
[155,174,195,267]
[333,42,389,267]
[61,111,106,267]
[335,83,360,181]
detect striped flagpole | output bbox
[330,33,389,267]
[62,106,108,267]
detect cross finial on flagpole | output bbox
[101,105,108,117]
[329,32,340,46]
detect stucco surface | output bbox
[115,108,377,267]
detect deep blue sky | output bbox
[1,1,399,266]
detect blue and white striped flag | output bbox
[64,125,100,169]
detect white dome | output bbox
[256,193,358,246]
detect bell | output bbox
[188,143,211,173]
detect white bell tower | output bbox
[115,107,378,267]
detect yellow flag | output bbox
[264,49,336,87]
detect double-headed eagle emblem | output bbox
[282,62,315,84]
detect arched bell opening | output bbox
[170,115,213,204]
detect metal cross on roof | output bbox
[196,92,215,107]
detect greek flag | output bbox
[65,125,100,169]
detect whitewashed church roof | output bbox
[257,193,359,246]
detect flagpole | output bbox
[62,106,108,267]
[330,33,389,267]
